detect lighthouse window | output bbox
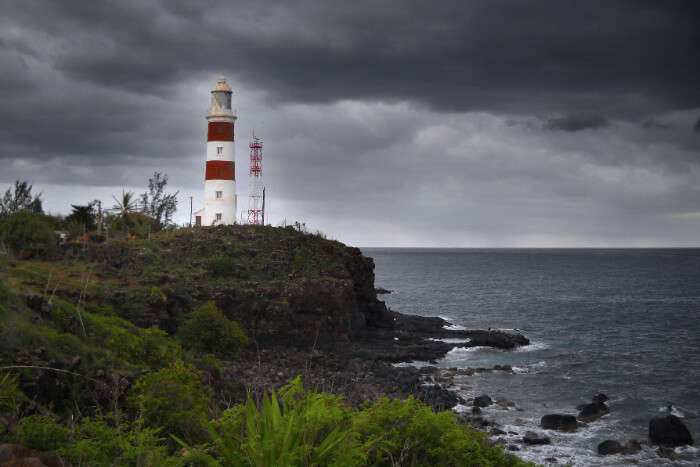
[216,191,223,199]
[216,213,222,221]
[216,146,223,155]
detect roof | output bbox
[212,77,231,93]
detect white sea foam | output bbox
[658,405,685,418]
[513,340,550,352]
[391,360,432,368]
[446,346,490,355]
[442,323,466,331]
[427,337,472,344]
[451,403,471,414]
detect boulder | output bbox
[507,445,520,451]
[597,440,623,455]
[541,414,578,432]
[523,431,551,445]
[649,414,694,447]
[0,444,64,467]
[577,401,609,422]
[489,427,506,436]
[471,406,481,415]
[473,394,493,407]
[592,393,608,404]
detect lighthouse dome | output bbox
[212,77,232,93]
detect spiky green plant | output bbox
[176,376,364,466]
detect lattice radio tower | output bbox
[247,134,264,225]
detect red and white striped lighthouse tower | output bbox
[195,77,237,226]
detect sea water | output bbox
[364,248,700,466]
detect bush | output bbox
[68,416,178,466]
[354,397,527,466]
[178,302,247,358]
[14,415,70,453]
[128,360,211,447]
[0,211,57,258]
[206,253,238,277]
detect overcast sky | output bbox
[1,0,699,246]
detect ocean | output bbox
[363,248,700,466]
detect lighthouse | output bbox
[195,77,237,226]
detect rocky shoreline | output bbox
[227,304,696,465]
[226,308,529,411]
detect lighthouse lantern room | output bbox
[195,77,237,226]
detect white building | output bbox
[195,77,237,226]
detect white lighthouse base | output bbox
[195,179,237,226]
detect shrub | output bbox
[0,211,57,258]
[353,397,527,466]
[68,416,177,466]
[206,253,238,277]
[178,302,247,358]
[128,360,211,446]
[14,415,70,453]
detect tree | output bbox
[65,202,97,232]
[0,180,43,219]
[140,172,178,228]
[0,211,56,258]
[111,190,137,234]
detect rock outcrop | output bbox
[649,415,694,447]
[523,431,551,445]
[540,414,578,432]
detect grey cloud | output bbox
[694,116,700,132]
[543,114,609,132]
[1,0,700,246]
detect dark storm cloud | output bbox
[5,1,700,108]
[543,114,609,132]
[1,0,698,165]
[1,0,700,246]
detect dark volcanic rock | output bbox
[597,440,624,455]
[649,414,694,447]
[474,394,493,407]
[593,393,608,404]
[541,414,578,431]
[578,401,609,422]
[523,431,551,445]
[416,384,464,410]
[490,428,506,436]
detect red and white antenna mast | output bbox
[247,134,264,225]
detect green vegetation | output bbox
[0,211,57,258]
[1,374,528,466]
[178,302,248,358]
[0,178,527,465]
[129,361,211,447]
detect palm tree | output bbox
[111,190,137,234]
